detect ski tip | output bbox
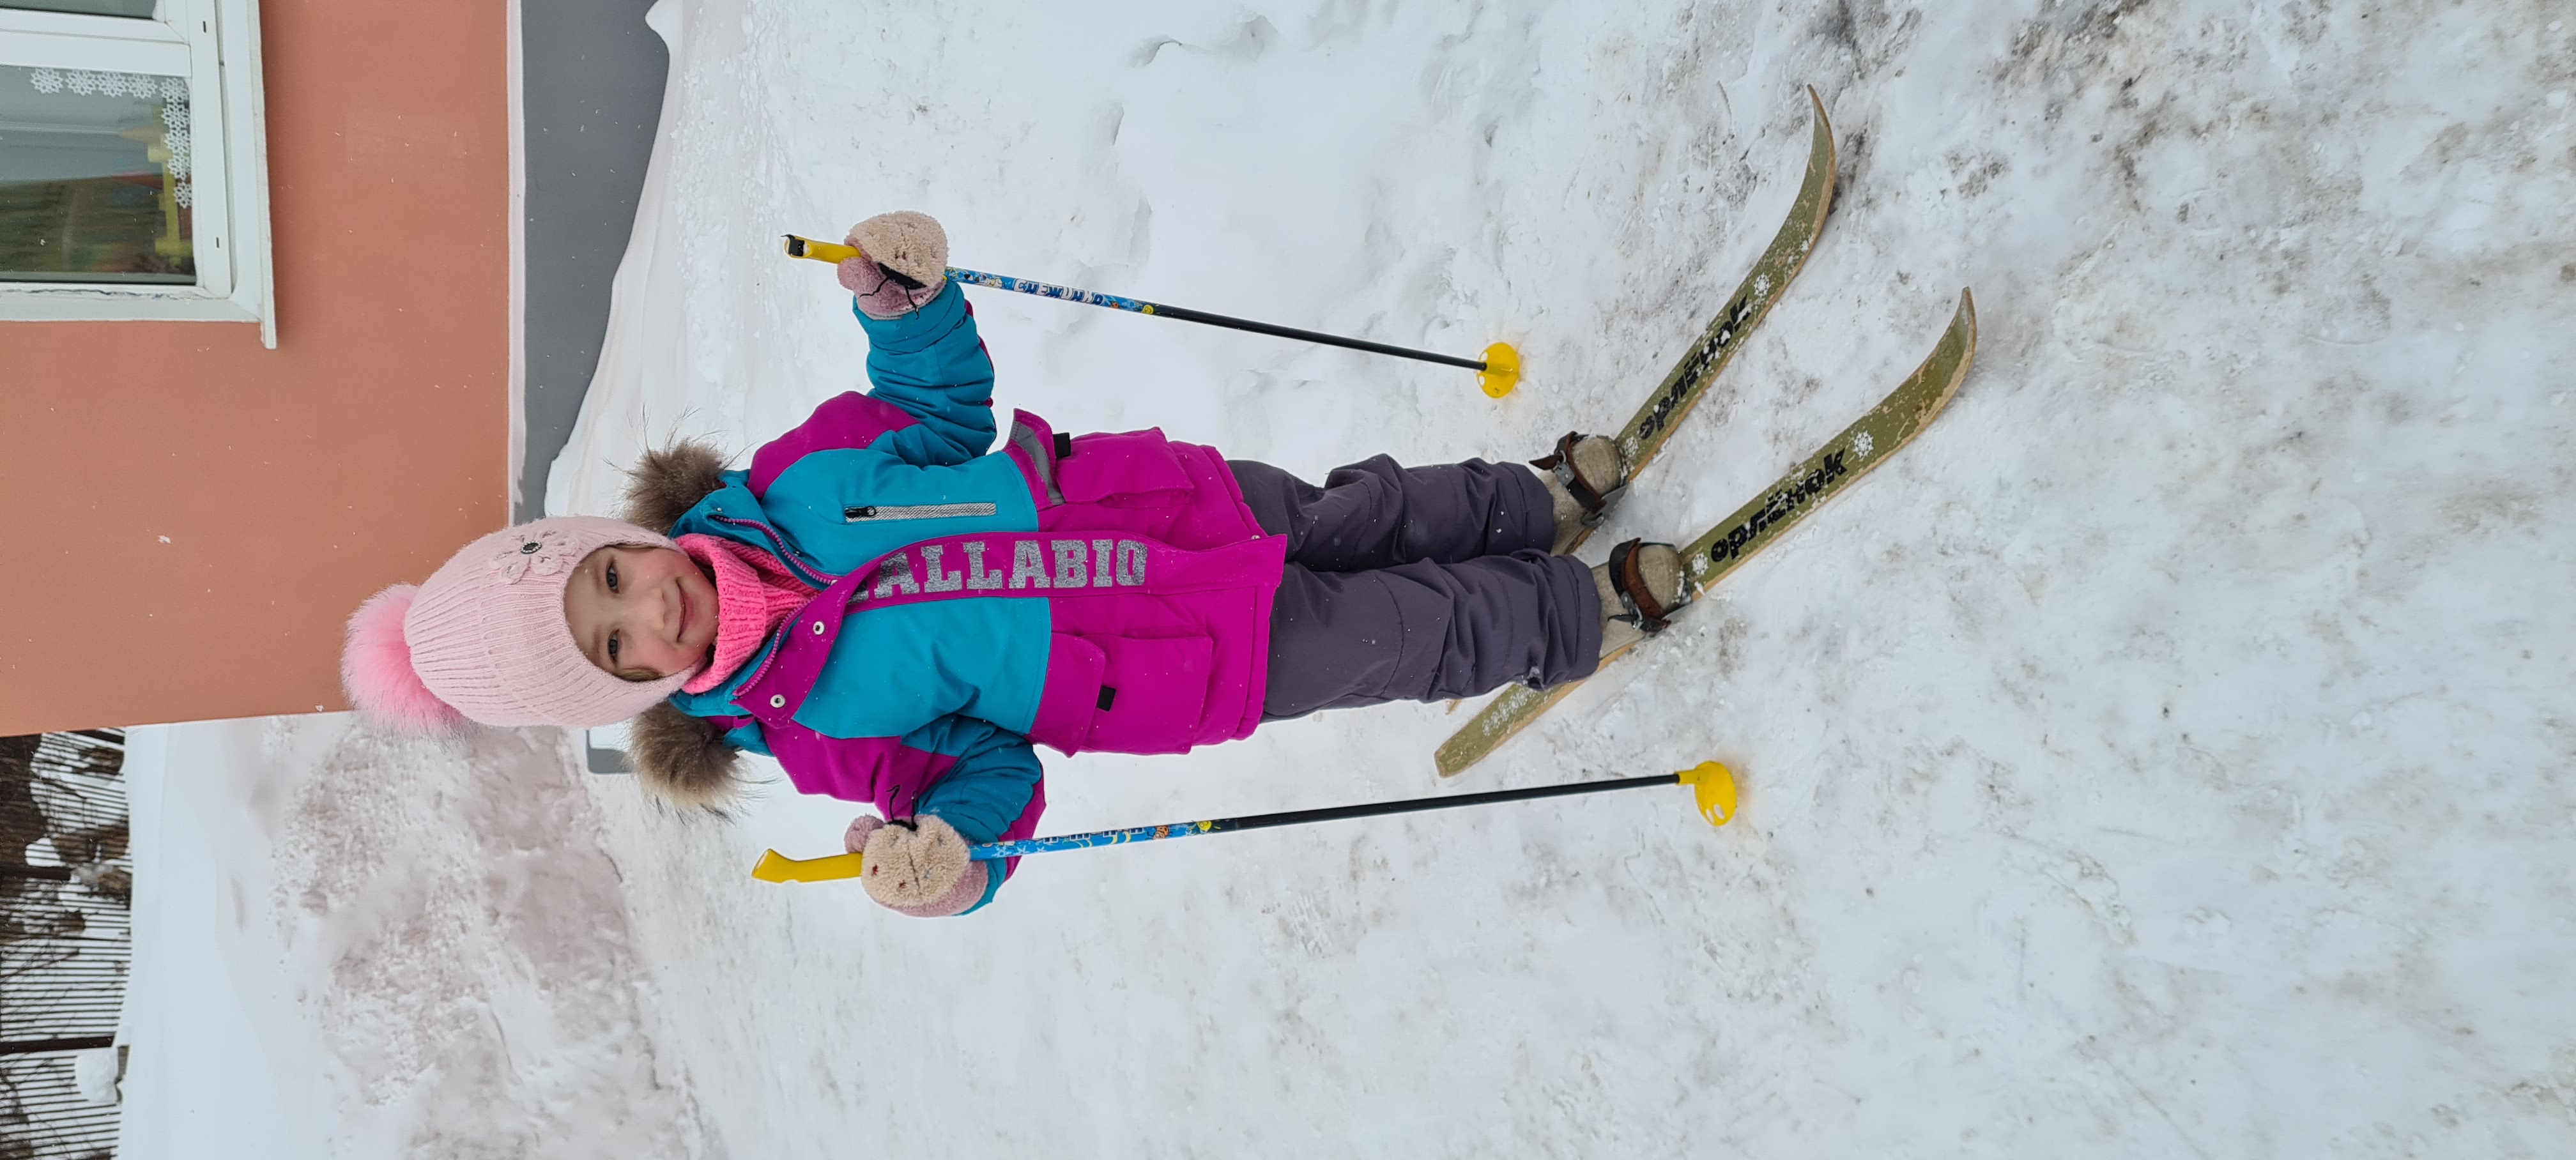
[1478,342,1522,399]
[1805,86,1837,208]
[1676,760,1738,827]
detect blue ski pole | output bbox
[751,761,1735,884]
[783,234,1522,398]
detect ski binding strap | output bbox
[1531,431,1627,528]
[1607,538,1687,634]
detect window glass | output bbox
[0,61,193,284]
[0,3,159,17]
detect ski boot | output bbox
[1531,432,1630,554]
[1593,538,1689,657]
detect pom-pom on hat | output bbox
[341,516,698,729]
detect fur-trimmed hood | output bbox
[623,441,730,540]
[620,440,747,813]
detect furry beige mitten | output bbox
[840,210,949,319]
[860,814,974,909]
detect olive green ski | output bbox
[1563,86,1839,555]
[1437,291,1979,777]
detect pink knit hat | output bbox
[341,516,699,730]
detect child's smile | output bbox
[564,544,720,680]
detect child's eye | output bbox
[606,562,620,593]
[608,632,620,661]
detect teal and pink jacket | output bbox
[663,281,1285,913]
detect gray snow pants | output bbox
[1231,455,1602,721]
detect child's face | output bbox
[563,545,719,680]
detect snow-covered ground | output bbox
[126,1,2574,1156]
[118,720,705,1158]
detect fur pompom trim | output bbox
[620,441,746,811]
[622,441,730,535]
[628,701,744,813]
[341,584,468,731]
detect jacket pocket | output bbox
[843,502,999,523]
[1058,429,1192,508]
[1078,632,1213,755]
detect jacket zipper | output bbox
[709,514,837,589]
[843,502,998,522]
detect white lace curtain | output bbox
[25,66,192,205]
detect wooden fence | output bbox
[0,730,132,1160]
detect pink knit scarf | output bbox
[674,534,818,694]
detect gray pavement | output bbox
[517,0,668,521]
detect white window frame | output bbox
[0,0,274,346]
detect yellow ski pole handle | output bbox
[751,849,866,883]
[785,236,862,264]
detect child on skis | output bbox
[341,211,1688,917]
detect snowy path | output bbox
[162,1,2573,1156]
